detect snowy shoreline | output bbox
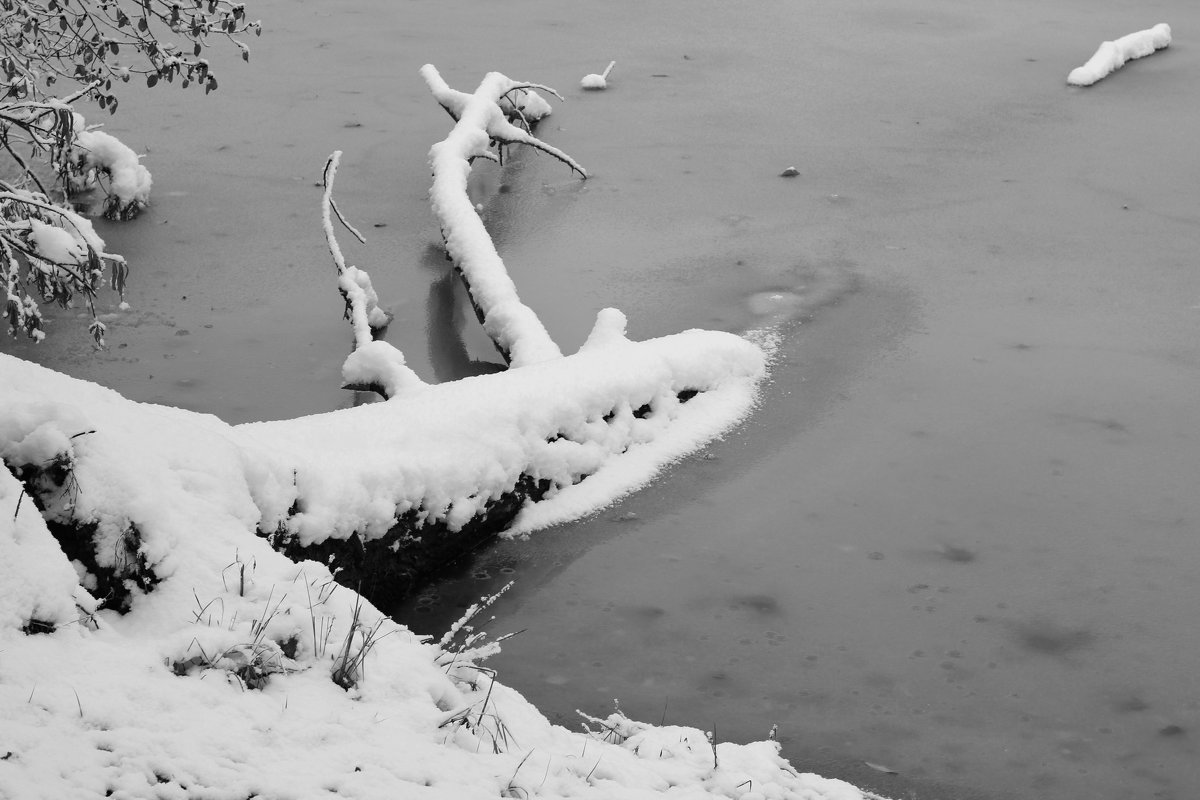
[1,351,868,799]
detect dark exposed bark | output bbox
[264,473,551,610]
[5,457,158,617]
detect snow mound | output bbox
[581,61,617,90]
[1068,23,1171,86]
[340,339,424,398]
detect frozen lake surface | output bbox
[7,1,1200,798]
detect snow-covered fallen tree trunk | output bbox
[1067,23,1172,86]
[4,67,769,610]
[230,66,763,603]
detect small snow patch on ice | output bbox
[1068,23,1171,86]
[581,61,616,90]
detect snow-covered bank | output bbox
[1067,23,1172,86]
[0,351,866,799]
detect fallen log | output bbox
[241,67,768,605]
[0,67,767,616]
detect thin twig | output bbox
[321,152,366,276]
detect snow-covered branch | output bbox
[1,0,264,344]
[1067,23,1172,87]
[1,186,129,345]
[320,151,424,399]
[421,65,585,367]
[66,114,153,220]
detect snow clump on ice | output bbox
[581,61,616,90]
[1067,23,1171,86]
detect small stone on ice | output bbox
[780,167,800,177]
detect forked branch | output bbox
[321,151,423,400]
[420,65,588,367]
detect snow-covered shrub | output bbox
[1,0,261,343]
[2,186,129,345]
[65,115,153,219]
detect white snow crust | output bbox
[1067,23,1172,86]
[0,351,866,800]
